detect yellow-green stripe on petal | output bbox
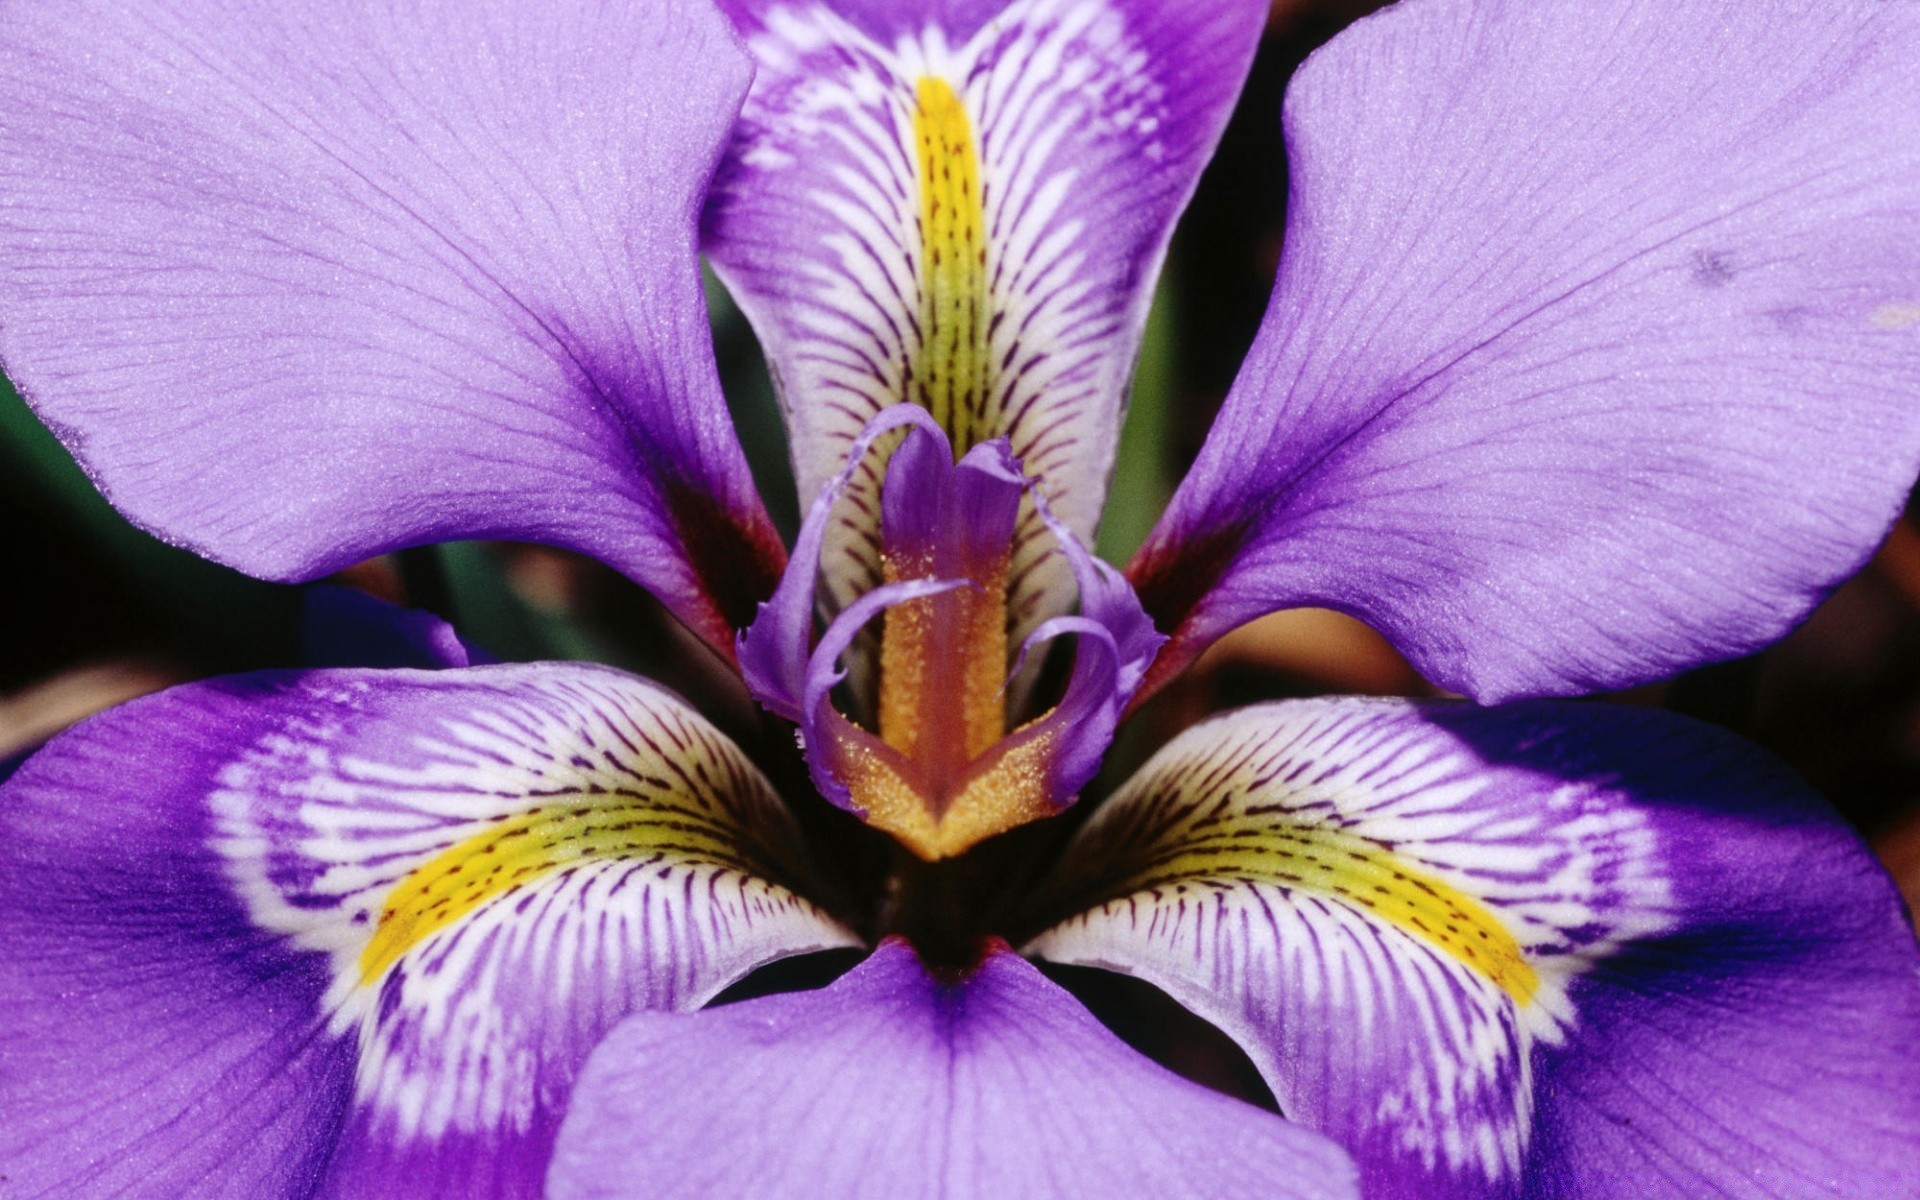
[359,794,772,986]
[912,76,995,452]
[1027,698,1676,1191]
[1095,817,1538,1003]
[710,0,1265,694]
[210,665,857,1145]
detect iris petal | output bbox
[548,939,1361,1200]
[707,0,1265,656]
[0,664,853,1198]
[0,0,781,659]
[1130,0,1920,703]
[1029,698,1920,1199]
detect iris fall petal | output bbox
[0,0,782,658]
[1029,698,1920,1199]
[0,664,853,1198]
[1130,0,1920,702]
[548,939,1361,1200]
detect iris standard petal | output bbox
[547,938,1361,1200]
[0,664,854,1199]
[0,0,783,660]
[1129,0,1920,703]
[1028,699,1920,1199]
[706,0,1265,653]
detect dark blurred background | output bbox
[6,0,1919,917]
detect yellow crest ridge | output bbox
[912,76,995,450]
[358,797,753,985]
[1113,821,1540,1004]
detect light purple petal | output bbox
[1029,699,1920,1199]
[548,939,1361,1200]
[0,0,783,660]
[707,0,1265,655]
[1130,0,1920,702]
[0,664,854,1199]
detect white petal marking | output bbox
[714,0,1178,653]
[210,667,854,1142]
[1029,698,1677,1186]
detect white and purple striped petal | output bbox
[1029,699,1920,1199]
[0,0,782,660]
[1129,0,1920,703]
[0,664,854,1199]
[706,0,1264,650]
[548,938,1361,1200]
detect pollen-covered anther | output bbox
[841,727,1060,861]
[822,423,1071,860]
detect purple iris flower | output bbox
[3,0,1920,1196]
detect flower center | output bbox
[827,433,1062,861]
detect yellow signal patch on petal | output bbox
[1094,817,1538,1003]
[358,795,759,986]
[912,76,995,450]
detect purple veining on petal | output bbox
[0,663,854,1199]
[0,0,784,662]
[706,0,1266,661]
[1129,0,1920,704]
[548,938,1361,1200]
[1030,698,1920,1199]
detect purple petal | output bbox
[0,731,353,1200]
[0,0,783,659]
[1130,1,1920,702]
[0,664,854,1199]
[706,0,1265,654]
[548,939,1360,1200]
[1029,699,1920,1199]
[301,585,490,670]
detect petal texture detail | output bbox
[1129,0,1920,701]
[1028,699,1920,1200]
[708,0,1264,650]
[548,939,1360,1200]
[0,0,782,657]
[0,664,854,1199]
